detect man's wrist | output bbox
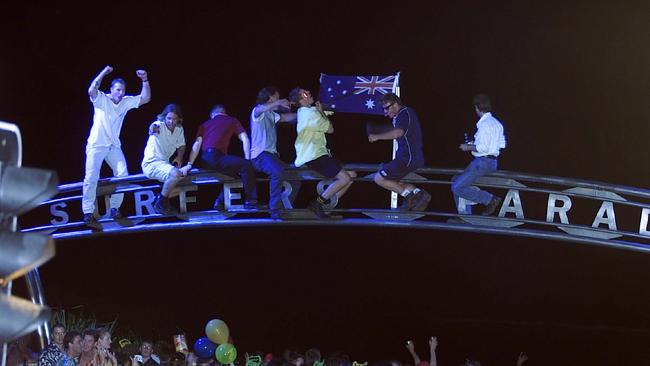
[142,79,149,83]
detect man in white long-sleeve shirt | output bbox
[452,94,506,216]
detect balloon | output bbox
[193,337,217,359]
[215,343,237,364]
[205,319,230,344]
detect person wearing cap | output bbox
[368,93,431,211]
[452,93,506,216]
[141,103,189,215]
[82,65,151,231]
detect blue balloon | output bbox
[193,337,217,358]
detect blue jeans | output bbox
[451,157,497,212]
[201,149,257,202]
[251,152,301,210]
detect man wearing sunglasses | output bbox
[368,93,431,211]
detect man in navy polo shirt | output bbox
[368,93,431,211]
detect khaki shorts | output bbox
[142,160,176,182]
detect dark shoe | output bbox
[446,217,465,224]
[243,201,265,210]
[83,213,103,232]
[398,193,417,211]
[213,197,225,211]
[110,208,125,220]
[270,209,283,220]
[411,190,432,211]
[154,195,178,215]
[307,199,330,219]
[110,208,134,227]
[482,196,502,216]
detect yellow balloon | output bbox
[205,319,230,344]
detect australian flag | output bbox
[318,73,399,115]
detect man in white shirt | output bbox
[452,94,506,216]
[141,104,190,215]
[83,65,151,231]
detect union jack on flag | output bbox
[353,75,396,95]
[318,73,400,115]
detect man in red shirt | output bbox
[186,104,260,208]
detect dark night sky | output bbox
[5,1,650,365]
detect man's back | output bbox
[197,114,245,154]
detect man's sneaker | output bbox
[213,196,225,211]
[482,196,502,216]
[243,201,266,210]
[110,208,134,226]
[269,209,283,220]
[307,199,330,219]
[411,190,432,211]
[154,195,178,215]
[83,213,103,232]
[398,193,417,211]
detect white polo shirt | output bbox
[142,121,186,166]
[87,92,141,148]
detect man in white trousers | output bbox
[82,65,151,231]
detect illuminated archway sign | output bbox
[20,165,650,253]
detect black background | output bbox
[5,1,650,365]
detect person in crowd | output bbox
[134,340,159,366]
[368,93,431,211]
[78,329,99,366]
[58,331,82,366]
[95,329,117,366]
[38,323,66,366]
[404,337,437,366]
[289,87,356,219]
[141,103,189,215]
[451,94,506,216]
[82,65,151,231]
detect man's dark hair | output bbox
[140,339,154,348]
[110,78,126,88]
[305,348,321,366]
[256,86,279,105]
[472,94,492,112]
[82,328,99,342]
[51,322,65,331]
[288,87,304,104]
[63,331,81,350]
[210,104,226,117]
[380,93,402,106]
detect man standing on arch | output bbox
[82,65,151,231]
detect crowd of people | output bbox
[5,324,529,366]
[81,65,506,230]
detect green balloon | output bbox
[215,343,237,364]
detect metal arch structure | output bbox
[20,164,650,253]
[18,163,650,346]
